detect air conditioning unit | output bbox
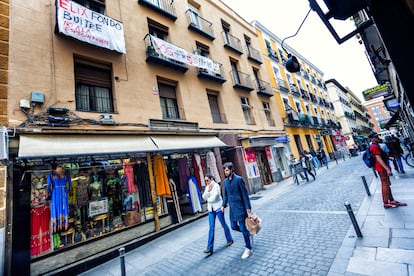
[100,114,115,125]
[0,126,8,160]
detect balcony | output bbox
[222,32,243,55]
[186,10,215,41]
[312,116,320,126]
[247,46,262,64]
[300,89,310,101]
[301,71,310,80]
[267,48,279,62]
[144,35,189,73]
[277,78,289,93]
[310,93,317,103]
[256,79,273,97]
[230,70,254,91]
[138,0,177,21]
[267,118,276,127]
[211,112,227,124]
[162,107,186,121]
[198,67,226,84]
[290,84,301,97]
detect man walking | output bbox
[221,162,252,259]
[368,131,407,209]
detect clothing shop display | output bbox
[30,205,51,256]
[177,157,190,193]
[133,160,152,207]
[206,151,221,183]
[153,154,171,196]
[186,176,202,213]
[192,152,206,188]
[47,170,72,232]
[123,159,137,193]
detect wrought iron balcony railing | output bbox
[185,10,214,40]
[222,32,243,54]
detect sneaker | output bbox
[203,249,213,254]
[390,201,407,207]
[226,241,234,247]
[241,248,252,259]
[384,202,398,209]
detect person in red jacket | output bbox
[368,131,407,209]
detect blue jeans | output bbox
[230,218,251,249]
[207,210,233,251]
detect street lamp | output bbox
[280,9,312,73]
[308,0,374,44]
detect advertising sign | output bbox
[56,0,126,54]
[362,83,392,101]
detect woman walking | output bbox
[202,174,233,255]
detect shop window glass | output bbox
[29,159,158,258]
[74,58,114,113]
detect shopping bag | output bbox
[245,213,262,235]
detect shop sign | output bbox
[362,83,392,101]
[56,0,126,54]
[88,198,108,217]
[274,136,289,143]
[244,148,256,162]
[265,146,277,173]
[150,35,221,74]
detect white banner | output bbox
[150,35,221,74]
[56,0,126,54]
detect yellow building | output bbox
[2,0,288,273]
[252,21,338,160]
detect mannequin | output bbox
[47,165,72,233]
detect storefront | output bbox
[9,134,226,275]
[240,136,289,193]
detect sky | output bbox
[220,0,378,100]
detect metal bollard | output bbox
[344,202,363,238]
[119,247,126,276]
[361,176,371,196]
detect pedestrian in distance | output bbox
[301,151,316,181]
[317,148,329,169]
[368,131,407,209]
[221,162,253,260]
[202,174,233,255]
[385,135,405,174]
[289,154,306,183]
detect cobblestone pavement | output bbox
[83,157,374,276]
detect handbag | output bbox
[245,213,262,235]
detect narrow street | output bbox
[83,156,373,276]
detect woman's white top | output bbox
[202,180,223,212]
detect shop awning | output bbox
[150,135,227,151]
[18,135,158,158]
[384,111,400,129]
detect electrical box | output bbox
[20,99,30,109]
[0,126,8,160]
[31,91,45,104]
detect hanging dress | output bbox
[123,160,137,193]
[47,172,72,232]
[177,157,190,194]
[153,154,171,196]
[206,151,221,183]
[133,162,152,207]
[186,176,202,213]
[192,153,206,189]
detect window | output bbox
[230,60,240,84]
[73,0,105,13]
[195,41,209,57]
[75,58,114,113]
[158,82,180,119]
[207,92,224,123]
[263,102,273,126]
[148,19,169,40]
[241,97,254,124]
